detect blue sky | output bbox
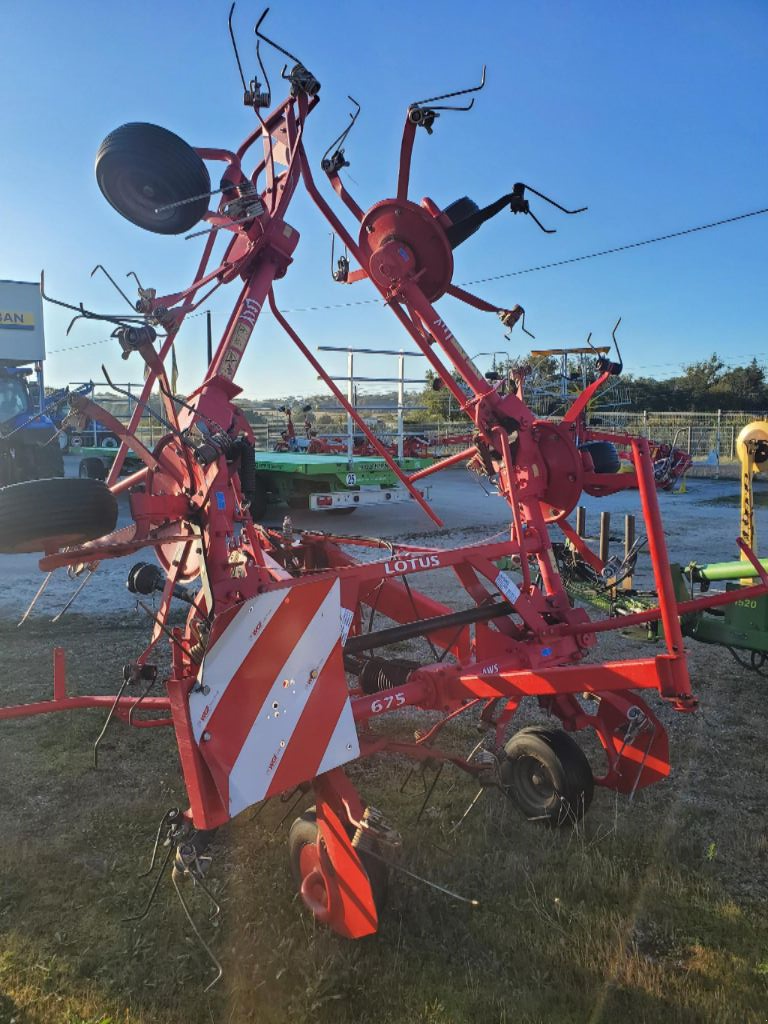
[0,0,765,399]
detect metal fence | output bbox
[587,410,767,460]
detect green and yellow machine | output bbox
[558,420,768,667]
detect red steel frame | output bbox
[3,72,768,940]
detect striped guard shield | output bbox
[189,577,359,818]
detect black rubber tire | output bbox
[68,434,84,449]
[579,440,621,475]
[288,807,388,917]
[0,477,118,553]
[442,196,481,247]
[501,726,594,826]
[79,456,107,481]
[95,122,211,235]
[99,433,120,450]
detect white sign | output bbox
[0,280,45,362]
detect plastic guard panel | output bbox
[188,577,359,819]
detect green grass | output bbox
[0,618,766,1023]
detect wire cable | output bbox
[47,206,767,353]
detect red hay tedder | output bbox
[1,7,764,985]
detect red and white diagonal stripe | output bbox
[189,577,359,818]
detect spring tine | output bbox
[415,763,444,824]
[171,870,224,992]
[449,786,485,834]
[50,568,96,623]
[628,725,657,803]
[18,571,54,627]
[411,66,486,109]
[91,264,136,310]
[190,866,222,919]
[138,808,180,879]
[123,841,173,922]
[254,7,303,66]
[127,672,159,726]
[363,847,479,907]
[247,797,271,822]
[93,676,130,768]
[271,789,305,833]
[398,764,417,793]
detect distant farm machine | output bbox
[1,6,766,986]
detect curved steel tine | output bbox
[526,207,557,234]
[91,265,136,309]
[93,675,130,768]
[41,270,141,325]
[412,65,486,109]
[255,8,302,66]
[520,311,535,339]
[138,807,179,879]
[190,866,221,919]
[127,672,158,726]
[18,571,55,627]
[171,870,224,991]
[50,568,96,623]
[124,841,174,922]
[611,317,623,370]
[256,40,271,100]
[321,96,361,167]
[522,183,588,216]
[584,331,597,352]
[228,2,248,93]
[126,270,145,291]
[65,314,85,336]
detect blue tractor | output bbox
[0,365,64,485]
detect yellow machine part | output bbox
[735,421,768,581]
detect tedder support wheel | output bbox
[579,440,621,474]
[95,122,211,235]
[501,727,594,826]
[288,807,388,925]
[0,478,118,554]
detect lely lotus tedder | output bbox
[1,7,765,986]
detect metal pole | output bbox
[576,506,586,538]
[347,351,354,460]
[599,511,610,564]
[397,352,405,460]
[623,514,635,590]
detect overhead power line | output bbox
[48,205,767,353]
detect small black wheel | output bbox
[69,434,84,449]
[0,478,118,553]
[579,440,620,474]
[501,727,594,826]
[95,122,211,235]
[99,433,120,450]
[79,457,107,481]
[288,807,388,918]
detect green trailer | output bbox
[77,446,431,516]
[252,451,430,515]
